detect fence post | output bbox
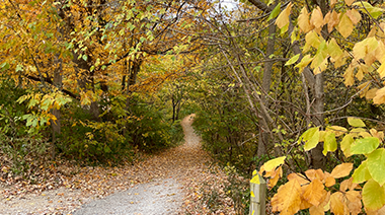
[249,171,266,215]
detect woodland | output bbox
[1,0,385,214]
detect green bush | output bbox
[0,80,49,176]
[56,103,133,164]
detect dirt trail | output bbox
[0,114,219,214]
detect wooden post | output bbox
[249,171,266,215]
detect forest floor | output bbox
[0,114,238,214]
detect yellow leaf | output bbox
[275,3,293,30]
[331,163,353,179]
[285,54,301,66]
[356,68,364,81]
[302,178,326,206]
[373,87,385,104]
[304,30,321,52]
[327,38,343,61]
[310,7,324,30]
[271,178,302,214]
[337,13,354,38]
[343,64,355,87]
[295,55,313,73]
[341,134,354,157]
[298,7,313,33]
[312,55,328,75]
[262,156,286,172]
[346,9,361,25]
[326,126,348,137]
[378,62,385,78]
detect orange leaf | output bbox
[305,169,325,181]
[302,178,327,206]
[345,0,355,6]
[271,178,302,215]
[325,176,336,187]
[330,192,347,215]
[288,173,309,185]
[331,163,353,178]
[310,7,324,30]
[309,205,325,215]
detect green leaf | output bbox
[367,149,385,186]
[263,156,286,171]
[352,161,371,183]
[268,3,281,21]
[351,137,379,155]
[285,54,300,66]
[299,127,320,151]
[353,1,384,19]
[362,179,385,211]
[82,54,88,61]
[322,132,337,155]
[348,117,366,127]
[1,62,10,71]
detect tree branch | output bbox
[26,75,79,99]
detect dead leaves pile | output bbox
[1,115,240,214]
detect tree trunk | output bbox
[50,55,63,158]
[258,17,276,157]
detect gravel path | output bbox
[71,114,201,214]
[73,178,183,215]
[0,114,211,214]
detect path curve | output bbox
[72,114,203,214]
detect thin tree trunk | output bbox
[258,17,276,157]
[51,55,63,158]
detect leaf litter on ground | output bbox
[0,115,239,214]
